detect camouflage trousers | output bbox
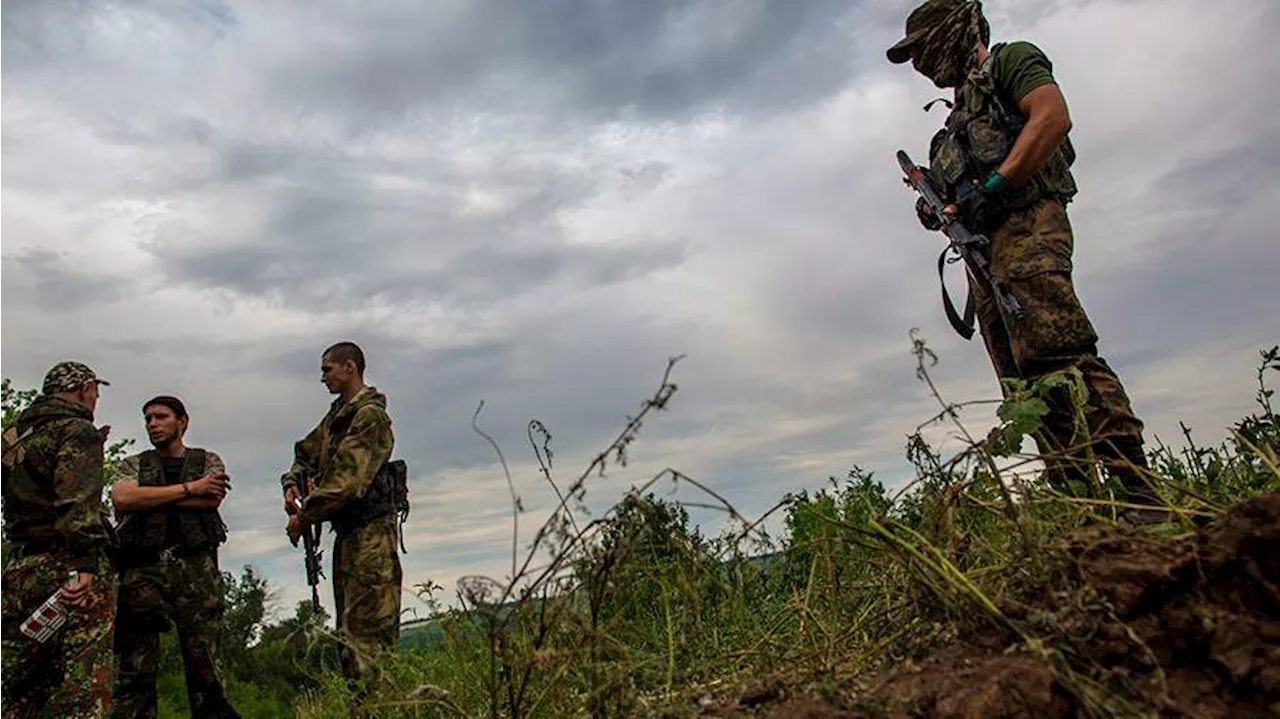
[1,548,116,719]
[112,548,239,719]
[970,199,1155,502]
[332,515,403,685]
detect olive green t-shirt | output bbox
[992,41,1057,106]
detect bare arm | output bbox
[110,453,228,512]
[111,480,191,512]
[995,83,1072,186]
[176,451,230,509]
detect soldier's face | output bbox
[73,383,100,414]
[144,405,185,445]
[320,355,355,394]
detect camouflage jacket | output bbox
[281,386,395,526]
[1,395,112,571]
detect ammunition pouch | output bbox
[927,43,1078,220]
[329,459,409,538]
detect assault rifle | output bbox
[896,149,1023,339]
[295,478,325,607]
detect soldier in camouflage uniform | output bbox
[1,361,117,718]
[109,395,240,718]
[281,341,404,687]
[886,0,1164,513]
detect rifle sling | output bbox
[938,246,977,340]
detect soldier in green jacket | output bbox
[886,0,1165,517]
[282,341,404,688]
[2,361,117,718]
[109,395,240,718]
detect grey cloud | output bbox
[0,248,129,311]
[138,130,692,310]
[5,0,1279,617]
[1080,126,1280,365]
[253,0,859,131]
[1148,141,1280,224]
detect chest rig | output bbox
[116,448,228,558]
[926,43,1079,212]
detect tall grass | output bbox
[297,340,1280,718]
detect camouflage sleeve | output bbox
[297,405,394,524]
[205,450,227,477]
[110,454,141,523]
[115,454,141,486]
[281,422,322,495]
[53,419,108,572]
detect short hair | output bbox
[143,395,188,420]
[323,341,366,374]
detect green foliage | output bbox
[292,340,1278,717]
[2,378,40,430]
[153,567,337,718]
[9,340,1280,717]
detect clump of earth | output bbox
[677,492,1280,718]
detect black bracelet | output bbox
[182,482,192,498]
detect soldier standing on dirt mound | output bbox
[1,361,118,718]
[886,0,1167,518]
[281,341,404,690]
[109,395,241,718]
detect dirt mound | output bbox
[692,492,1280,718]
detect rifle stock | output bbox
[896,149,1024,339]
[295,478,324,607]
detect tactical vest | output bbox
[116,448,228,557]
[318,407,409,536]
[927,43,1078,213]
[329,459,409,535]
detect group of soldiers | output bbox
[1,342,406,718]
[1,0,1169,716]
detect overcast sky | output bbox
[4,0,1277,621]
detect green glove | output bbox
[982,172,1009,196]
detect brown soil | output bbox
[676,492,1280,718]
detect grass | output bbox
[293,339,1280,718]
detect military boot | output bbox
[1098,435,1174,525]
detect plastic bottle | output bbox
[19,571,78,643]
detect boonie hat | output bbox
[886,0,967,64]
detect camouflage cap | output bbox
[42,361,110,395]
[886,0,970,64]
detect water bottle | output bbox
[19,571,77,643]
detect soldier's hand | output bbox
[916,196,943,231]
[59,572,94,610]
[98,425,112,442]
[190,472,230,499]
[284,486,301,515]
